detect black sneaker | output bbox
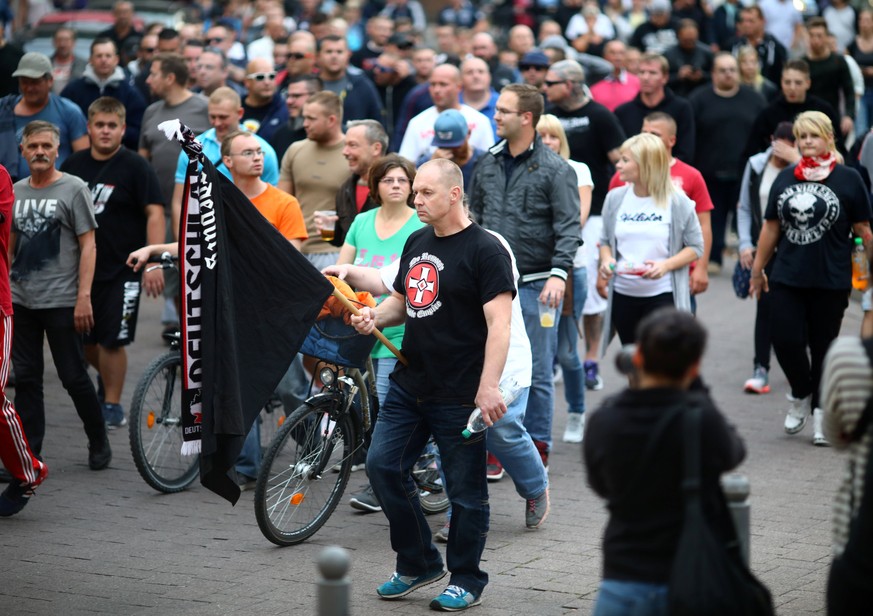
[0,462,48,517]
[349,484,382,512]
[88,433,112,470]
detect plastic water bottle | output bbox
[461,377,522,438]
[852,237,869,291]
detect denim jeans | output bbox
[367,383,489,596]
[486,388,547,499]
[12,304,105,455]
[373,357,397,407]
[556,267,587,415]
[518,280,561,450]
[592,579,669,616]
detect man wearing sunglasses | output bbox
[518,51,550,89]
[241,58,288,143]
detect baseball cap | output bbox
[13,52,52,79]
[388,33,414,49]
[540,35,569,51]
[432,109,468,148]
[650,0,671,14]
[520,51,550,69]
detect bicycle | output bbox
[127,253,288,494]
[253,317,450,546]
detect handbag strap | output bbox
[680,402,703,509]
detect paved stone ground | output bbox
[0,262,854,615]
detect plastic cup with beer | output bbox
[538,301,556,327]
[314,210,338,241]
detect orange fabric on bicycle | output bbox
[318,275,376,324]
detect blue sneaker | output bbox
[429,585,482,611]
[377,569,447,599]
[102,403,127,429]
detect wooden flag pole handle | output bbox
[331,288,408,366]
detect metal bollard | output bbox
[318,545,351,616]
[721,473,751,566]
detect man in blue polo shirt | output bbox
[169,87,279,234]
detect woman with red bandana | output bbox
[750,111,873,446]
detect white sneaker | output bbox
[562,413,584,443]
[785,394,810,434]
[812,408,830,447]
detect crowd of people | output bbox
[0,0,872,613]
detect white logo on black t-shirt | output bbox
[777,182,840,245]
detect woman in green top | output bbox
[338,154,424,404]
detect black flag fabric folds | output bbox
[167,119,333,504]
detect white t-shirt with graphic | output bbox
[613,189,672,297]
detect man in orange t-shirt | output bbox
[222,129,307,248]
[221,128,307,487]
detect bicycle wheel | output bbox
[128,351,199,493]
[416,467,450,515]
[254,398,357,546]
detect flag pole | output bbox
[330,288,408,366]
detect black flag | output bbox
[169,120,333,504]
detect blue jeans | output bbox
[518,280,562,450]
[556,267,587,415]
[373,357,397,407]
[592,580,669,616]
[367,383,489,596]
[486,388,547,499]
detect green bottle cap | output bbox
[856,237,864,245]
[461,429,472,439]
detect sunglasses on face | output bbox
[207,36,225,43]
[288,52,309,60]
[543,79,567,87]
[519,64,546,71]
[140,47,156,53]
[374,63,395,74]
[247,71,277,81]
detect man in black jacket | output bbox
[331,119,387,247]
[744,59,841,161]
[615,52,696,162]
[470,84,580,469]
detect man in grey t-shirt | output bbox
[10,121,111,470]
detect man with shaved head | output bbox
[351,157,515,610]
[240,58,288,143]
[460,56,499,138]
[399,63,495,162]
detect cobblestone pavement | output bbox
[0,262,853,615]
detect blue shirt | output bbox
[173,126,279,186]
[14,94,88,180]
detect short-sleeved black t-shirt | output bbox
[550,100,626,216]
[765,164,873,290]
[390,223,515,404]
[61,147,164,282]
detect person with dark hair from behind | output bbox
[584,307,746,616]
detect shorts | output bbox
[85,275,142,348]
[582,216,607,315]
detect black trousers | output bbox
[768,284,849,410]
[611,291,675,345]
[12,304,104,455]
[706,176,741,267]
[753,260,775,370]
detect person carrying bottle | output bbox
[350,158,515,611]
[750,110,873,447]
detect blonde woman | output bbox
[599,133,703,346]
[750,111,873,446]
[737,45,779,102]
[536,114,591,443]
